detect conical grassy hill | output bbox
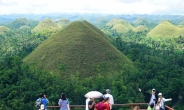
[9,18,29,29]
[106,18,134,33]
[24,20,134,77]
[133,18,149,26]
[133,25,148,32]
[147,21,182,38]
[31,18,60,33]
[0,26,10,34]
[57,18,70,29]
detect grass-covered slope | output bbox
[57,18,70,29]
[8,18,29,29]
[106,18,134,33]
[133,25,148,32]
[147,21,182,38]
[24,20,134,77]
[0,26,10,34]
[31,18,60,33]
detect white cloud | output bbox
[0,0,183,15]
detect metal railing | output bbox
[47,103,174,110]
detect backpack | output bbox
[35,98,42,109]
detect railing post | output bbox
[130,104,133,110]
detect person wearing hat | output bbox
[104,89,114,110]
[138,88,158,108]
[157,93,172,110]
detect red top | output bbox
[104,102,110,110]
[95,102,106,110]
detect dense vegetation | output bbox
[0,14,184,110]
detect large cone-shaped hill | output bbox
[31,18,60,33]
[147,21,184,38]
[0,26,10,34]
[24,20,134,77]
[106,18,134,33]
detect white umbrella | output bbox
[85,91,103,98]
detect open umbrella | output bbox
[85,91,103,98]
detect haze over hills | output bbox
[24,20,134,77]
[31,18,60,33]
[147,21,184,38]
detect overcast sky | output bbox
[0,0,184,15]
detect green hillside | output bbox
[133,25,148,32]
[106,18,134,33]
[24,20,134,77]
[57,18,70,29]
[111,24,129,33]
[0,26,10,34]
[8,18,29,29]
[133,17,149,26]
[20,25,30,29]
[107,18,134,29]
[31,18,60,33]
[179,20,184,25]
[147,21,181,38]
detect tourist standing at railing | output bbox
[157,93,172,110]
[95,96,107,110]
[58,93,70,110]
[147,103,154,110]
[88,98,96,110]
[104,97,110,110]
[138,88,158,108]
[42,94,49,110]
[86,98,90,110]
[104,89,114,110]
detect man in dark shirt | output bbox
[88,98,96,110]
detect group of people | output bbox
[36,88,171,110]
[36,93,69,110]
[86,89,114,110]
[138,88,172,110]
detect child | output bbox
[147,103,154,110]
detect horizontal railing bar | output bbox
[47,103,174,110]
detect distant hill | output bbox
[31,18,60,33]
[8,18,29,29]
[133,17,157,29]
[20,25,30,29]
[0,26,10,34]
[147,21,183,38]
[133,25,148,32]
[179,20,184,25]
[24,20,134,77]
[106,18,134,33]
[57,18,70,29]
[133,17,149,26]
